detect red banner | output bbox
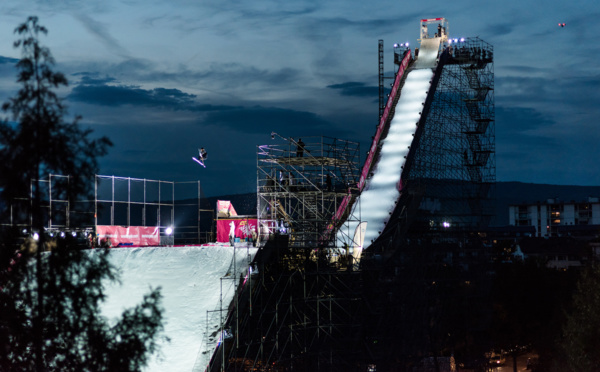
[96,225,160,247]
[331,51,412,224]
[216,219,258,243]
[358,50,412,191]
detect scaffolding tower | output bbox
[360,37,496,370]
[220,246,364,372]
[224,34,496,372]
[377,36,495,242]
[408,36,495,232]
[214,137,363,371]
[256,135,361,252]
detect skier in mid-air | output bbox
[199,147,207,161]
[193,147,208,167]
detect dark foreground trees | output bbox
[551,263,600,371]
[0,16,165,371]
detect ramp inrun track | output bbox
[338,37,443,252]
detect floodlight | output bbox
[33,233,39,241]
[166,227,173,235]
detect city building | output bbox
[509,197,600,237]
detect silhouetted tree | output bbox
[490,259,577,372]
[552,264,600,371]
[0,16,165,371]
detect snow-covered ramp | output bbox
[101,244,256,372]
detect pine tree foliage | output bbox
[554,264,600,371]
[0,17,165,371]
[0,16,111,218]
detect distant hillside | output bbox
[203,182,600,227]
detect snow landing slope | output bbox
[101,244,257,372]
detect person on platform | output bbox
[296,138,305,157]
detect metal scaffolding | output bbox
[404,37,495,235]
[219,36,496,372]
[215,136,363,371]
[256,135,361,252]
[217,240,364,372]
[1,174,206,244]
[360,37,496,370]
[95,175,205,244]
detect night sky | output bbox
[0,1,597,197]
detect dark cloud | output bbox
[78,75,117,85]
[496,106,555,136]
[68,83,196,107]
[302,11,420,38]
[494,106,562,183]
[76,58,305,92]
[496,73,600,119]
[484,22,515,37]
[200,64,303,88]
[67,78,240,112]
[494,105,566,184]
[204,105,342,136]
[327,82,379,97]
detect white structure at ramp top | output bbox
[101,244,257,372]
[342,38,440,249]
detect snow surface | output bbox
[339,68,434,249]
[101,244,257,372]
[337,37,443,250]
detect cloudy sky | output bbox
[0,0,598,196]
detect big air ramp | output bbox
[338,36,442,251]
[101,244,257,372]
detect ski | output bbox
[192,157,206,168]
